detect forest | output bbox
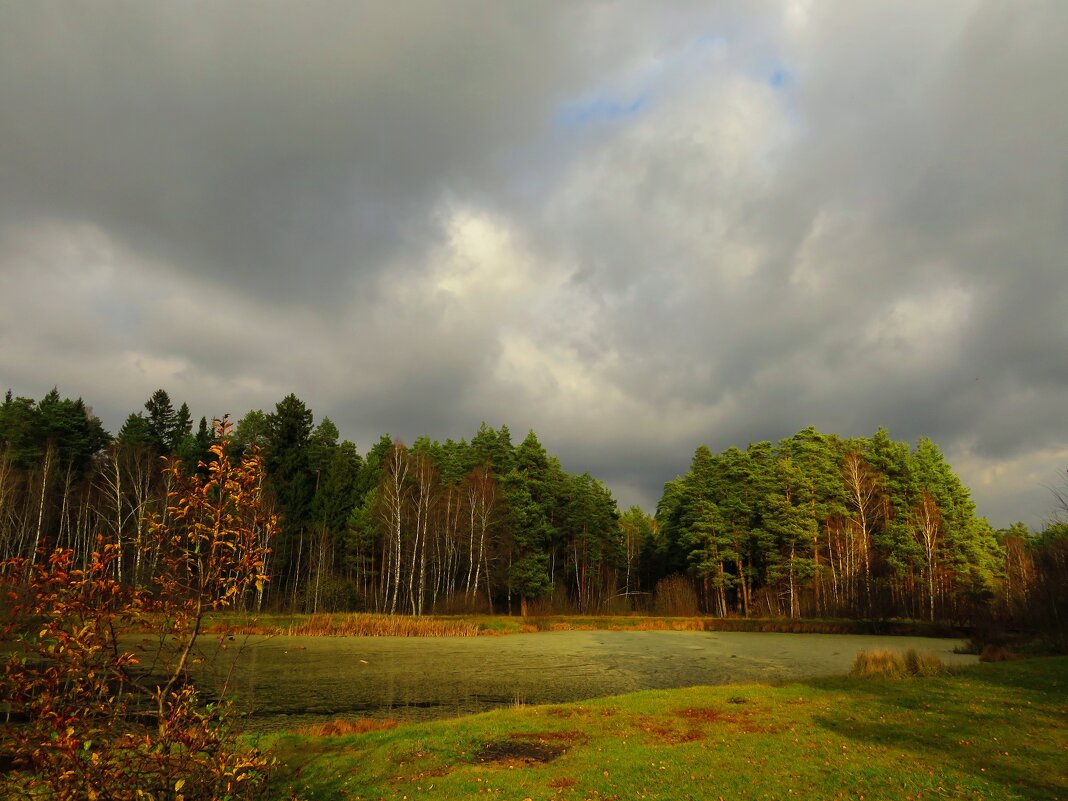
[0,386,1065,633]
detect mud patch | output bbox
[674,706,784,734]
[634,716,705,744]
[476,740,566,764]
[676,707,733,723]
[475,731,586,765]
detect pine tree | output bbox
[144,389,178,454]
[265,394,316,600]
[501,470,551,615]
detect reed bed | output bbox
[201,611,963,639]
[851,648,950,678]
[517,616,706,633]
[285,613,481,638]
[627,618,705,632]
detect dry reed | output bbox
[630,619,704,632]
[285,613,480,638]
[296,718,398,737]
[851,648,949,677]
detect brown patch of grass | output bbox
[673,706,784,735]
[634,716,706,744]
[296,717,399,737]
[734,714,786,735]
[547,777,578,789]
[676,707,731,723]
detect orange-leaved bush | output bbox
[0,417,277,801]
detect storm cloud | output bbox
[2,1,1066,527]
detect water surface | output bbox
[195,630,975,730]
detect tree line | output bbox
[0,387,627,616]
[1,387,1065,631]
[653,427,1066,634]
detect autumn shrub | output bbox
[653,575,700,617]
[297,574,360,612]
[432,591,494,615]
[0,419,276,801]
[979,644,1022,662]
[600,592,635,615]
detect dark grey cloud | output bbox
[2,2,1066,528]
[0,2,613,304]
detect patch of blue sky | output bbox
[555,93,648,130]
[552,33,730,131]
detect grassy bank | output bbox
[203,611,963,639]
[259,656,1068,801]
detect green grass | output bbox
[256,656,1068,801]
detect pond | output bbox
[192,630,976,731]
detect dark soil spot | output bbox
[476,740,566,764]
[475,731,586,765]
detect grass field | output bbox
[257,655,1068,801]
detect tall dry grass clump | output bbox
[286,613,480,637]
[851,649,906,677]
[851,648,950,678]
[296,718,398,737]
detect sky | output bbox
[1,1,1066,529]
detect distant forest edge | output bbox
[1,387,1065,637]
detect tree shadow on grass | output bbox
[805,657,1068,800]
